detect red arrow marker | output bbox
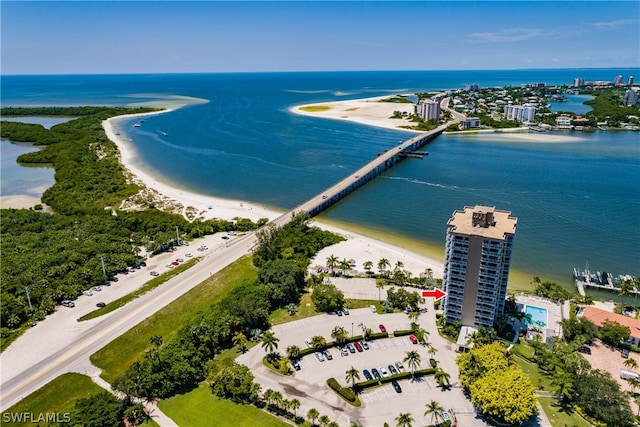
[422,288,447,301]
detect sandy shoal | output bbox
[290,95,420,133]
[103,106,446,279]
[0,195,43,210]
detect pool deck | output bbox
[515,294,567,342]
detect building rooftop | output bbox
[582,306,640,338]
[447,205,517,240]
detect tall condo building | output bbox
[442,206,517,329]
[415,99,441,121]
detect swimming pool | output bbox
[525,305,548,329]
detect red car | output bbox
[379,324,386,333]
[171,261,179,266]
[409,335,418,344]
[354,341,363,352]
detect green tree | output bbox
[331,326,348,345]
[73,391,124,427]
[261,331,279,354]
[232,331,248,353]
[210,363,260,403]
[286,344,302,361]
[326,254,339,275]
[363,260,373,271]
[434,368,450,389]
[403,350,421,378]
[394,412,414,427]
[311,283,345,312]
[551,368,574,403]
[311,335,327,351]
[624,358,638,371]
[318,415,330,427]
[123,403,146,426]
[290,398,301,417]
[599,319,630,345]
[424,400,445,425]
[377,258,390,275]
[574,369,634,425]
[307,408,319,426]
[376,279,386,301]
[345,366,360,390]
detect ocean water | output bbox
[2,69,639,287]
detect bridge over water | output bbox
[267,122,450,229]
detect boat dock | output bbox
[573,266,637,297]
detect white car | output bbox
[83,290,93,296]
[91,286,102,292]
[185,253,193,257]
[304,339,313,348]
[166,264,174,268]
[369,305,377,313]
[379,366,389,377]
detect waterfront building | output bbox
[581,306,640,346]
[503,104,537,124]
[573,77,585,87]
[628,76,634,86]
[464,83,479,91]
[442,206,517,329]
[624,89,639,106]
[615,75,624,86]
[460,117,481,129]
[556,115,572,128]
[415,99,440,121]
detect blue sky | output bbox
[1,1,638,74]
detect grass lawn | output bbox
[91,255,258,383]
[0,373,159,427]
[514,356,554,391]
[270,292,320,325]
[159,383,288,427]
[79,258,200,321]
[538,397,593,427]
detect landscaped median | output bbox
[326,378,361,406]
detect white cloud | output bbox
[589,19,638,30]
[468,28,555,43]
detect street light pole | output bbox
[99,255,106,279]
[24,286,33,312]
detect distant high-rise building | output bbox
[442,206,517,329]
[614,75,624,86]
[465,83,479,91]
[628,76,635,86]
[415,99,440,121]
[624,90,639,106]
[573,78,585,87]
[503,104,536,123]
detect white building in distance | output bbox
[415,99,440,121]
[504,104,536,124]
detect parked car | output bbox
[342,307,350,315]
[409,335,418,344]
[61,300,75,308]
[166,264,174,268]
[622,348,630,358]
[176,258,184,263]
[388,364,398,375]
[346,343,356,353]
[371,368,381,380]
[391,380,402,393]
[323,350,333,360]
[361,341,370,350]
[363,369,373,381]
[96,302,106,308]
[222,235,229,240]
[340,347,349,357]
[395,361,405,373]
[336,310,343,317]
[379,324,387,333]
[369,305,377,313]
[101,280,111,286]
[292,360,301,371]
[578,345,591,354]
[83,290,93,296]
[171,261,179,266]
[108,276,118,282]
[127,266,136,272]
[185,253,193,257]
[92,286,102,292]
[354,342,363,352]
[379,366,389,377]
[304,339,313,348]
[150,271,159,276]
[314,352,325,362]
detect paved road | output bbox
[0,232,257,411]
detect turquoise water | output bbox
[549,94,595,115]
[1,69,639,286]
[525,305,548,328]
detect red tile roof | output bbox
[582,306,640,337]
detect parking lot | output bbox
[238,306,484,426]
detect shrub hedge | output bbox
[429,358,437,368]
[327,378,356,403]
[393,329,414,337]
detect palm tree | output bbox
[261,331,279,354]
[263,388,274,406]
[424,400,445,425]
[327,422,339,427]
[434,368,450,388]
[286,344,302,361]
[363,260,373,271]
[378,258,391,275]
[619,279,635,310]
[376,280,386,301]
[363,327,373,341]
[326,254,339,275]
[149,334,163,364]
[318,415,330,427]
[624,358,639,371]
[428,345,438,359]
[232,331,248,353]
[307,408,319,426]
[345,366,360,390]
[331,326,348,345]
[628,377,640,396]
[394,412,414,427]
[311,335,327,351]
[272,390,283,409]
[403,350,421,379]
[551,368,574,403]
[290,398,301,418]
[286,303,298,316]
[339,258,351,275]
[395,260,404,270]
[408,310,419,323]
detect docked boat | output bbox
[134,123,141,128]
